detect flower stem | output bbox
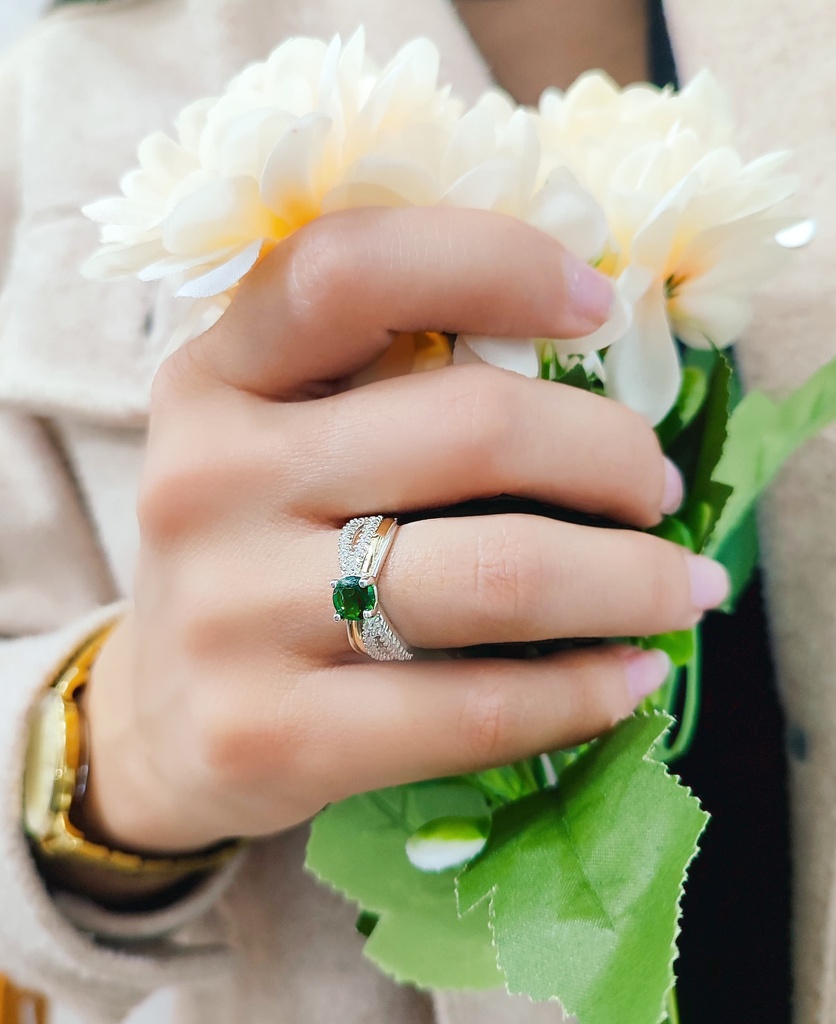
[659,627,702,763]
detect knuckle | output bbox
[631,535,690,627]
[192,678,306,787]
[445,367,518,468]
[561,653,630,738]
[579,664,627,732]
[136,460,209,547]
[457,676,519,765]
[149,344,208,415]
[284,219,355,324]
[472,520,544,627]
[609,403,666,522]
[178,599,229,665]
[138,421,272,548]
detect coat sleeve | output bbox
[662,2,836,1019]
[0,45,243,1024]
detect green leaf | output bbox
[456,714,708,1024]
[539,343,603,393]
[665,351,719,479]
[681,346,720,378]
[656,367,710,451]
[306,782,502,990]
[557,363,600,392]
[680,354,733,549]
[707,355,836,555]
[643,628,696,668]
[650,516,695,552]
[711,509,760,611]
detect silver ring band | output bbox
[332,517,414,662]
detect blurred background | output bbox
[0,0,48,49]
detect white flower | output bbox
[84,39,794,424]
[538,71,797,423]
[85,39,627,370]
[442,93,630,377]
[83,30,462,304]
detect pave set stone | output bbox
[362,613,412,661]
[338,516,383,576]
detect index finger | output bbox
[182,206,615,399]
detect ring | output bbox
[331,516,413,662]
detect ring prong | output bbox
[330,580,338,589]
[363,609,377,620]
[359,576,375,588]
[334,613,343,622]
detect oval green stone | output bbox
[333,576,377,621]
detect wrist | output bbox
[82,615,221,857]
[24,618,241,911]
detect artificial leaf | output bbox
[306,782,502,989]
[650,515,695,552]
[656,366,709,451]
[540,344,603,393]
[462,764,536,806]
[665,350,719,481]
[557,363,602,393]
[681,345,719,377]
[712,508,760,611]
[707,354,836,555]
[456,714,708,1024]
[644,627,696,668]
[680,354,733,549]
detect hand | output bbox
[85,207,728,856]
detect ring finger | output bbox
[285,514,730,658]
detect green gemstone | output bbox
[333,576,377,621]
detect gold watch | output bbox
[22,622,240,883]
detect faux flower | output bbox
[83,30,463,346]
[537,71,797,423]
[84,34,796,427]
[83,32,627,368]
[443,92,630,377]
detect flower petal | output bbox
[163,295,232,358]
[163,177,278,255]
[260,112,332,220]
[177,240,264,298]
[81,240,166,279]
[605,286,681,424]
[554,298,629,358]
[527,168,609,261]
[137,246,238,282]
[670,288,753,349]
[454,336,540,377]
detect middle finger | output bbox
[288,365,681,530]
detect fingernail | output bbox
[686,554,730,611]
[661,458,684,514]
[622,648,672,703]
[565,257,615,326]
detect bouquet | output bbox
[84,32,836,1024]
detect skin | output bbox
[71,10,730,904]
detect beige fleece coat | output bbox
[0,0,834,1021]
